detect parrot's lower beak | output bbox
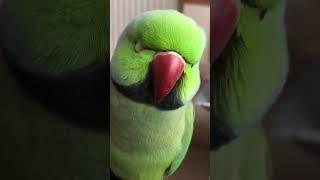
[212,0,240,64]
[151,51,185,102]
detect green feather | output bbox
[0,0,109,179]
[0,53,107,180]
[165,103,194,176]
[213,0,288,134]
[212,125,271,180]
[111,10,205,103]
[0,0,107,76]
[110,82,193,180]
[213,0,288,179]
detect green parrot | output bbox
[212,0,288,179]
[110,10,206,180]
[0,0,108,179]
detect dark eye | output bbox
[134,42,144,52]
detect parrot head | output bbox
[111,10,206,110]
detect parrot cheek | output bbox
[151,51,185,102]
[212,0,240,64]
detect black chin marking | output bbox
[110,169,122,180]
[211,113,238,151]
[112,72,184,110]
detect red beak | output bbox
[151,52,185,102]
[212,0,241,65]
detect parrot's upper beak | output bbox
[151,51,185,102]
[212,0,240,64]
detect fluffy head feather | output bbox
[111,10,206,110]
[0,0,107,76]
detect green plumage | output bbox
[214,0,288,132]
[212,125,271,180]
[212,0,288,179]
[110,10,206,180]
[110,82,194,179]
[0,0,108,179]
[0,52,107,180]
[111,10,205,104]
[0,0,107,76]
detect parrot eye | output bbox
[134,42,144,52]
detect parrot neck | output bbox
[110,81,187,146]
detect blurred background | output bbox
[264,0,320,179]
[110,0,210,179]
[0,0,319,179]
